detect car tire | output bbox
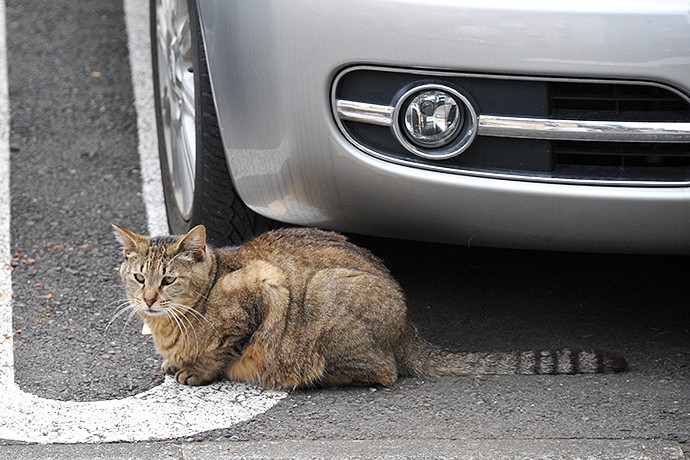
[150,0,275,244]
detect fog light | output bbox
[392,84,478,160]
[404,90,463,148]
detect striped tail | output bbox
[425,348,628,376]
[397,325,628,377]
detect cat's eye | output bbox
[133,273,145,284]
[161,276,177,286]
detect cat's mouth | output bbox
[138,304,166,317]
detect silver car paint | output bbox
[196,0,690,253]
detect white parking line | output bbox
[0,0,286,444]
[0,0,12,397]
[124,0,168,238]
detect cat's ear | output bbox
[175,225,207,261]
[112,224,147,258]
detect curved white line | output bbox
[0,379,285,444]
[0,0,286,444]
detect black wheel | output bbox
[151,0,275,244]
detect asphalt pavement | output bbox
[1,439,688,460]
[0,0,688,457]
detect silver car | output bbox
[151,0,690,253]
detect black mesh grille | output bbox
[550,82,690,121]
[549,83,690,181]
[554,141,690,182]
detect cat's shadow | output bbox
[350,234,688,357]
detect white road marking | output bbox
[0,0,12,397]
[0,381,285,444]
[0,0,286,444]
[124,0,168,238]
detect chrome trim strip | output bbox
[336,99,690,143]
[478,115,690,143]
[335,100,393,126]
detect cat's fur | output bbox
[113,224,627,390]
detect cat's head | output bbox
[112,224,212,317]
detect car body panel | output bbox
[196,0,690,253]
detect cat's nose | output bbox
[143,287,159,307]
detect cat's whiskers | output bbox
[190,288,211,302]
[162,306,187,341]
[164,304,201,359]
[169,301,222,340]
[121,303,144,335]
[104,299,138,335]
[103,297,135,309]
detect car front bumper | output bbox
[197,0,690,253]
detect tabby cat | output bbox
[113,225,627,390]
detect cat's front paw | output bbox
[174,368,211,386]
[161,359,179,375]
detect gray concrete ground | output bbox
[1,439,687,460]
